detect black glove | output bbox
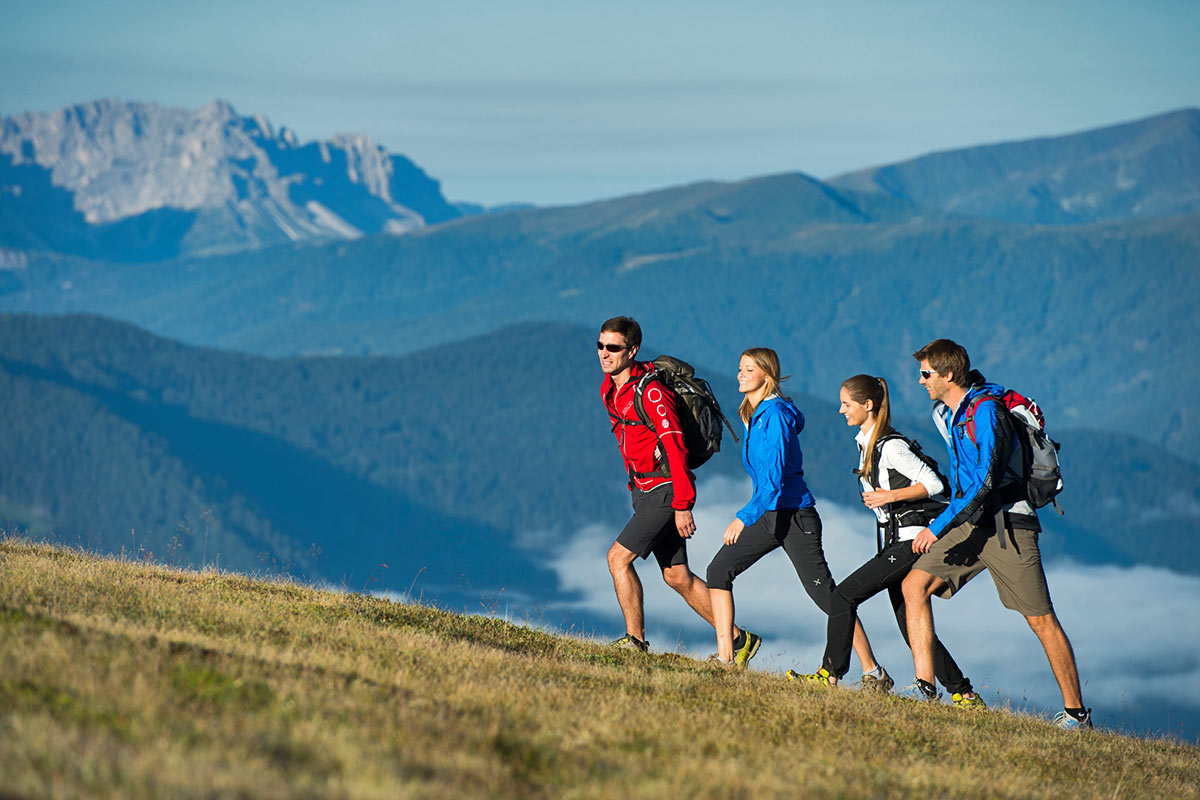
[943,539,980,567]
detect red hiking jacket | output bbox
[601,362,696,510]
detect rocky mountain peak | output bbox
[0,99,464,257]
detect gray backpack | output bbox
[964,389,1064,513]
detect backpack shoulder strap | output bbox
[869,431,906,488]
[963,394,998,445]
[962,393,1027,510]
[630,368,661,430]
[626,368,672,480]
[611,367,658,429]
[874,430,944,482]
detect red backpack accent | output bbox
[964,390,1043,444]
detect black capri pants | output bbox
[822,540,973,694]
[705,507,836,614]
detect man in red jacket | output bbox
[599,316,755,660]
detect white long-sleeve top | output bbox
[855,425,945,542]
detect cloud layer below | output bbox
[546,476,1200,739]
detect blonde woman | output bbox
[705,349,880,682]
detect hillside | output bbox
[830,108,1200,225]
[1,313,1198,586]
[2,539,1197,799]
[0,313,569,602]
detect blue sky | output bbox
[3,0,1199,206]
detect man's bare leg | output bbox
[608,542,645,640]
[662,563,716,623]
[1026,612,1084,708]
[903,568,947,683]
[609,545,742,647]
[663,564,744,641]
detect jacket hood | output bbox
[753,394,801,425]
[964,370,1007,403]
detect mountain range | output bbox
[2,314,1196,595]
[3,165,1197,461]
[830,108,1200,225]
[0,99,467,259]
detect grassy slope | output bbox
[1,539,1197,800]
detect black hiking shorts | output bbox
[616,486,689,570]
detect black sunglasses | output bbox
[920,369,937,379]
[597,342,629,353]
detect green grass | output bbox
[1,537,1197,799]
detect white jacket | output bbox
[855,425,945,542]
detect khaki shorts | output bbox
[914,521,1054,617]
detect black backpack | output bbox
[628,355,739,475]
[868,430,949,551]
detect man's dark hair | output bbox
[600,316,642,350]
[913,339,970,386]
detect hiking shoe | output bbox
[952,692,987,709]
[733,629,762,667]
[610,634,649,653]
[1052,709,1093,730]
[860,666,895,694]
[786,667,835,686]
[897,680,942,702]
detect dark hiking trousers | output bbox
[822,539,974,695]
[705,508,836,614]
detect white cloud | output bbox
[546,476,1200,733]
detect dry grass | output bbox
[1,537,1198,799]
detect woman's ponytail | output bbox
[842,374,893,481]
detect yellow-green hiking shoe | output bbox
[786,667,835,686]
[611,634,649,653]
[952,692,987,708]
[733,630,762,667]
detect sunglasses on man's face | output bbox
[597,342,629,353]
[920,369,937,379]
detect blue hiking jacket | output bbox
[736,396,815,526]
[926,371,1038,537]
